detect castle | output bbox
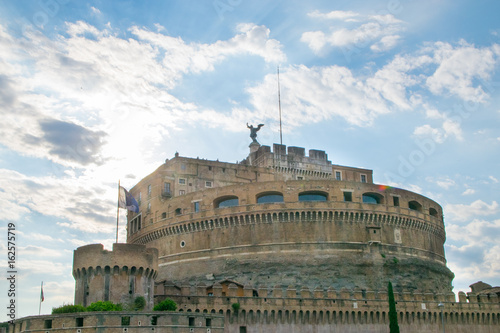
[8,131,500,333]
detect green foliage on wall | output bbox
[153,298,177,311]
[51,304,87,314]
[232,303,240,312]
[134,296,146,310]
[86,301,123,311]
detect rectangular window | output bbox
[164,182,170,193]
[44,320,52,329]
[194,201,200,212]
[179,190,185,195]
[361,174,367,183]
[147,184,152,197]
[335,171,342,181]
[208,166,212,171]
[206,318,212,327]
[76,318,84,327]
[205,181,212,188]
[179,178,186,185]
[297,176,303,180]
[151,316,158,326]
[138,192,142,205]
[343,191,352,202]
[121,317,130,326]
[181,163,186,170]
[189,317,195,327]
[239,327,247,333]
[393,196,400,207]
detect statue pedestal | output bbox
[249,142,261,154]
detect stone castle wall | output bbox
[9,312,224,333]
[156,284,500,333]
[128,179,451,291]
[73,244,158,309]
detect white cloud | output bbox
[462,189,475,195]
[489,176,499,183]
[0,21,285,172]
[301,11,405,54]
[90,6,101,15]
[371,35,401,52]
[413,124,445,143]
[20,245,70,258]
[246,64,394,127]
[414,108,464,143]
[426,41,499,102]
[0,169,117,233]
[445,200,499,222]
[308,10,360,22]
[436,178,455,190]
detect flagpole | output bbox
[116,180,120,244]
[39,281,43,315]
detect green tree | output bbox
[52,304,86,314]
[388,281,400,333]
[231,303,240,312]
[86,301,122,312]
[153,298,177,311]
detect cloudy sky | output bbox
[1,0,499,319]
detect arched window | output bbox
[257,192,284,204]
[362,192,383,204]
[299,191,328,202]
[408,201,422,212]
[214,195,239,208]
[429,208,438,217]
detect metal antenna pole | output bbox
[278,66,283,146]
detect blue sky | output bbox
[1,0,499,319]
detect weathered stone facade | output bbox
[156,283,500,333]
[73,243,158,310]
[9,312,223,333]
[128,144,452,292]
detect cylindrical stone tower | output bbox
[72,243,158,309]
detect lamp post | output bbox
[438,303,445,333]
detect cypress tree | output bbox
[388,281,400,333]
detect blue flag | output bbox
[119,186,140,213]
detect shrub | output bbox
[134,296,146,310]
[153,298,177,311]
[52,304,86,314]
[231,303,240,312]
[86,301,122,312]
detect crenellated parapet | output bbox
[73,243,158,309]
[158,282,500,305]
[155,283,500,331]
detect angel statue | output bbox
[247,123,264,144]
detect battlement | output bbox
[73,243,158,275]
[157,282,500,306]
[9,312,224,333]
[155,283,500,331]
